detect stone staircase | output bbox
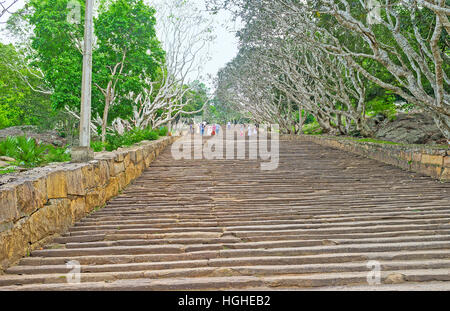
[0,137,449,290]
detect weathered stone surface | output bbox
[421,154,444,166]
[0,137,175,272]
[85,188,102,210]
[130,148,143,164]
[113,161,125,176]
[15,181,42,217]
[105,177,119,201]
[420,164,443,179]
[81,164,96,190]
[1,136,448,290]
[0,156,15,162]
[444,156,450,168]
[117,172,127,191]
[374,113,445,145]
[99,157,116,177]
[93,160,110,187]
[71,147,94,163]
[125,162,136,185]
[0,223,29,271]
[114,150,125,162]
[69,196,86,222]
[0,187,18,224]
[136,161,145,176]
[441,168,450,181]
[31,176,47,207]
[384,273,406,284]
[146,151,156,167]
[297,135,448,182]
[123,153,131,167]
[27,199,71,244]
[66,168,86,196]
[46,170,67,199]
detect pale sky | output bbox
[0,0,240,90]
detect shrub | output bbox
[0,136,18,157]
[3,136,48,167]
[303,121,322,135]
[105,127,159,151]
[91,141,106,152]
[0,136,71,168]
[158,126,168,137]
[44,145,71,162]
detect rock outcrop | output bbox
[0,126,67,147]
[372,113,445,145]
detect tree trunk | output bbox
[298,105,304,135]
[101,95,111,150]
[431,112,450,142]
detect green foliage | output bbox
[366,90,397,116]
[0,136,48,167]
[0,43,53,129]
[0,136,70,167]
[13,0,165,126]
[304,113,315,125]
[23,0,85,110]
[182,81,208,115]
[0,167,17,175]
[158,126,168,137]
[0,136,18,157]
[44,145,71,162]
[205,97,245,124]
[93,0,165,121]
[90,141,107,152]
[353,138,400,145]
[303,121,323,135]
[105,128,159,151]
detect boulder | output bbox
[373,113,445,145]
[384,273,406,284]
[0,156,15,162]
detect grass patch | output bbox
[302,121,322,135]
[0,167,17,175]
[335,136,449,149]
[352,138,401,145]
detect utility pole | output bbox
[72,0,94,162]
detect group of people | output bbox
[232,123,259,137]
[190,123,221,136]
[188,122,260,137]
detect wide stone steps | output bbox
[14,249,450,267]
[49,234,450,250]
[1,269,449,290]
[0,138,449,290]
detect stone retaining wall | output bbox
[0,136,177,272]
[282,135,449,182]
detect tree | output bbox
[13,0,84,110]
[8,0,165,145]
[130,0,214,129]
[0,43,53,129]
[93,0,165,145]
[213,0,450,140]
[0,0,19,20]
